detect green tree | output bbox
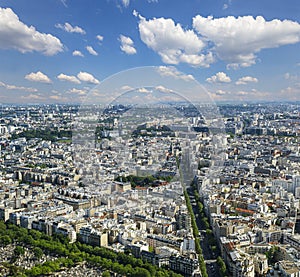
[0,235,12,246]
[33,247,43,259]
[133,267,151,277]
[102,271,111,277]
[265,246,279,264]
[0,221,6,233]
[217,256,227,276]
[29,229,42,240]
[14,246,25,257]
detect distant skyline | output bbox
[0,0,300,104]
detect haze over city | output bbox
[0,1,300,277]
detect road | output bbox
[187,187,222,277]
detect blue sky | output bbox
[0,0,299,104]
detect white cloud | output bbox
[236,90,256,96]
[211,87,271,100]
[236,76,258,85]
[57,73,81,84]
[121,0,130,7]
[21,94,44,100]
[193,15,300,68]
[133,10,139,17]
[120,85,133,91]
[0,81,37,92]
[284,72,299,81]
[77,72,100,84]
[155,85,173,93]
[223,4,229,10]
[222,0,232,10]
[0,7,63,55]
[119,35,137,55]
[55,22,86,34]
[86,46,98,56]
[68,88,87,95]
[72,50,84,57]
[25,71,51,83]
[215,89,227,95]
[50,94,61,99]
[96,35,104,42]
[206,72,231,83]
[137,87,150,93]
[157,66,195,82]
[137,15,214,67]
[280,85,300,100]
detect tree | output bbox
[265,246,279,264]
[0,235,12,246]
[33,247,43,259]
[0,221,6,233]
[102,271,111,277]
[14,246,25,257]
[155,272,167,277]
[0,219,183,277]
[133,267,151,277]
[29,229,42,240]
[217,256,227,276]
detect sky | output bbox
[0,0,300,104]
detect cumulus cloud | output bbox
[0,7,63,55]
[86,46,98,56]
[236,76,258,85]
[215,89,227,95]
[133,10,139,17]
[136,87,150,93]
[137,14,213,67]
[236,91,249,96]
[77,72,100,84]
[223,4,229,10]
[72,50,84,57]
[121,0,130,7]
[50,95,68,101]
[68,88,87,95]
[120,85,133,91]
[57,73,81,84]
[280,84,300,100]
[193,15,300,68]
[96,35,104,42]
[157,66,195,81]
[119,35,137,55]
[284,72,299,81]
[206,72,231,83]
[21,94,44,100]
[135,13,300,68]
[155,85,174,93]
[25,71,51,83]
[121,0,156,8]
[55,22,86,34]
[0,81,37,92]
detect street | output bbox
[187,187,222,277]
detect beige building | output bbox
[253,253,268,276]
[278,261,300,277]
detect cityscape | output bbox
[0,101,299,276]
